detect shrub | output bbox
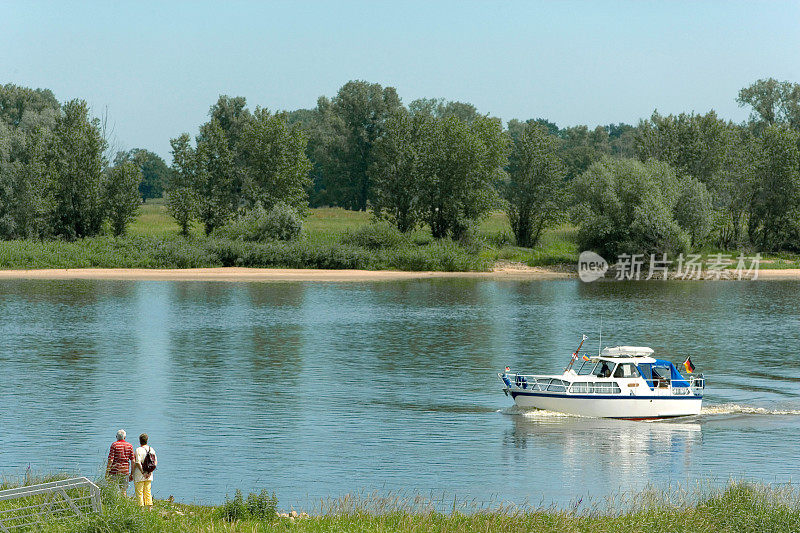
[214,203,302,242]
[218,489,277,522]
[340,221,408,249]
[490,230,514,247]
[246,489,278,520]
[572,157,689,258]
[219,490,249,522]
[151,239,216,268]
[205,240,376,270]
[385,241,491,271]
[454,222,482,253]
[262,203,303,241]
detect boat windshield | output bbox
[595,361,614,378]
[577,361,598,375]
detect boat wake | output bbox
[498,405,583,418]
[699,403,800,416]
[498,403,800,420]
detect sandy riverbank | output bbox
[0,265,797,281]
[0,265,574,282]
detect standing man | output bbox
[106,429,134,496]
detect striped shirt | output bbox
[107,440,134,475]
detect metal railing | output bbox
[500,372,704,396]
[0,477,101,531]
[499,373,568,392]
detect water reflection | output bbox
[504,414,701,485]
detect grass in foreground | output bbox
[3,477,799,533]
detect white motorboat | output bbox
[499,343,704,419]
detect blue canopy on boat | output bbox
[638,360,691,388]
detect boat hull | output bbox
[509,390,702,419]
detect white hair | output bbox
[116,429,126,440]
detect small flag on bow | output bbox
[582,354,591,362]
[683,357,695,373]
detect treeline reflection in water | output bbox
[0,279,799,507]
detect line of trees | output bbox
[3,78,800,257]
[276,78,800,254]
[0,84,148,239]
[165,96,311,236]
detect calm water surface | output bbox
[1,279,799,508]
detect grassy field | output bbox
[0,200,796,271]
[2,476,799,533]
[0,200,579,271]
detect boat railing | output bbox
[500,372,704,396]
[690,374,705,390]
[498,373,568,393]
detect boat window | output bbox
[547,379,566,392]
[570,382,590,393]
[613,363,641,378]
[577,361,597,375]
[593,382,622,394]
[568,382,621,394]
[595,361,614,378]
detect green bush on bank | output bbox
[217,489,278,522]
[340,221,409,249]
[0,234,493,272]
[214,203,303,243]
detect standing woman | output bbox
[131,433,157,508]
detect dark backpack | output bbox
[141,446,157,474]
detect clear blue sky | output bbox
[3,1,799,161]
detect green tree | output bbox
[369,110,424,232]
[559,125,610,180]
[47,99,106,239]
[166,133,196,236]
[9,127,55,239]
[115,149,169,201]
[737,78,800,131]
[502,123,565,248]
[0,86,59,239]
[104,161,142,236]
[674,177,713,247]
[748,125,800,250]
[572,158,689,257]
[0,83,59,128]
[606,123,637,158]
[409,98,481,123]
[716,127,759,248]
[418,115,509,239]
[239,108,312,212]
[194,119,239,234]
[506,118,559,146]
[207,95,252,152]
[635,110,728,186]
[316,80,403,210]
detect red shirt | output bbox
[107,440,134,475]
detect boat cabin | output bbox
[575,346,692,389]
[500,346,703,397]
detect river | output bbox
[1,279,798,508]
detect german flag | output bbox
[683,357,695,373]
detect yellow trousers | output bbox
[134,480,152,507]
